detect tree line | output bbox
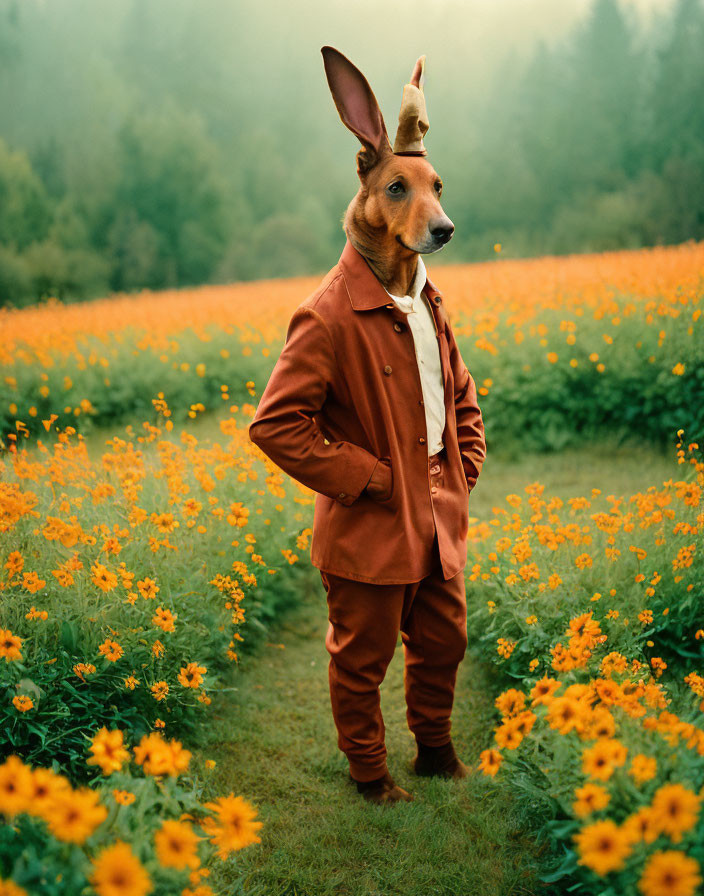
[0,0,702,307]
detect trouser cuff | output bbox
[348,760,389,783]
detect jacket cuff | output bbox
[334,452,379,506]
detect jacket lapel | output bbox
[339,238,444,312]
[337,238,451,408]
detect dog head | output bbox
[321,46,454,255]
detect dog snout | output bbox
[430,219,454,245]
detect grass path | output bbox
[201,569,548,896]
[192,435,678,896]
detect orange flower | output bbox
[478,748,503,777]
[12,695,34,713]
[137,577,160,599]
[98,639,123,662]
[178,663,207,689]
[87,728,130,776]
[0,630,22,662]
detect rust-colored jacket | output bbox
[248,239,486,584]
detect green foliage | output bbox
[0,748,257,895]
[458,301,704,451]
[0,415,312,775]
[1,0,704,305]
[463,440,704,894]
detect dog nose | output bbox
[431,223,454,244]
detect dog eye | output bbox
[434,181,443,194]
[387,181,405,195]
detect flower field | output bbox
[1,404,313,894]
[1,240,703,895]
[1,240,703,449]
[468,434,704,895]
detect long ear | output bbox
[321,46,392,174]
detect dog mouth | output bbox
[395,235,416,252]
[396,234,449,254]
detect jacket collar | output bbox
[338,237,443,311]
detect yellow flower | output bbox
[74,662,97,681]
[547,696,584,735]
[629,754,657,785]
[12,695,34,713]
[87,728,131,776]
[494,717,524,750]
[496,637,516,658]
[137,577,160,599]
[90,840,152,896]
[178,663,207,689]
[152,606,177,633]
[0,756,33,816]
[0,878,29,895]
[201,794,263,859]
[29,767,71,821]
[113,789,136,806]
[46,787,108,843]
[650,783,700,844]
[98,639,124,662]
[639,850,701,896]
[530,676,561,706]
[154,819,201,870]
[582,739,627,782]
[0,630,22,662]
[150,681,169,701]
[573,783,610,818]
[574,819,633,875]
[4,551,24,576]
[478,748,503,777]
[624,807,660,845]
[495,689,525,718]
[133,732,191,777]
[91,562,118,592]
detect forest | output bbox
[0,0,703,307]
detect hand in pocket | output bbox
[364,457,393,502]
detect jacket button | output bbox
[433,295,442,304]
[338,492,346,499]
[419,398,424,405]
[383,365,392,375]
[393,322,403,332]
[418,436,426,444]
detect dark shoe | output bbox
[413,738,470,779]
[350,770,414,804]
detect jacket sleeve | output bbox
[248,305,379,506]
[446,320,486,492]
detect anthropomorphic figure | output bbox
[248,46,486,804]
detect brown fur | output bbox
[343,151,450,296]
[321,46,454,298]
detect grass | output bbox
[199,569,548,896]
[194,436,677,896]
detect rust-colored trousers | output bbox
[320,449,469,782]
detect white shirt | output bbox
[384,255,445,455]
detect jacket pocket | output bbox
[366,456,394,503]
